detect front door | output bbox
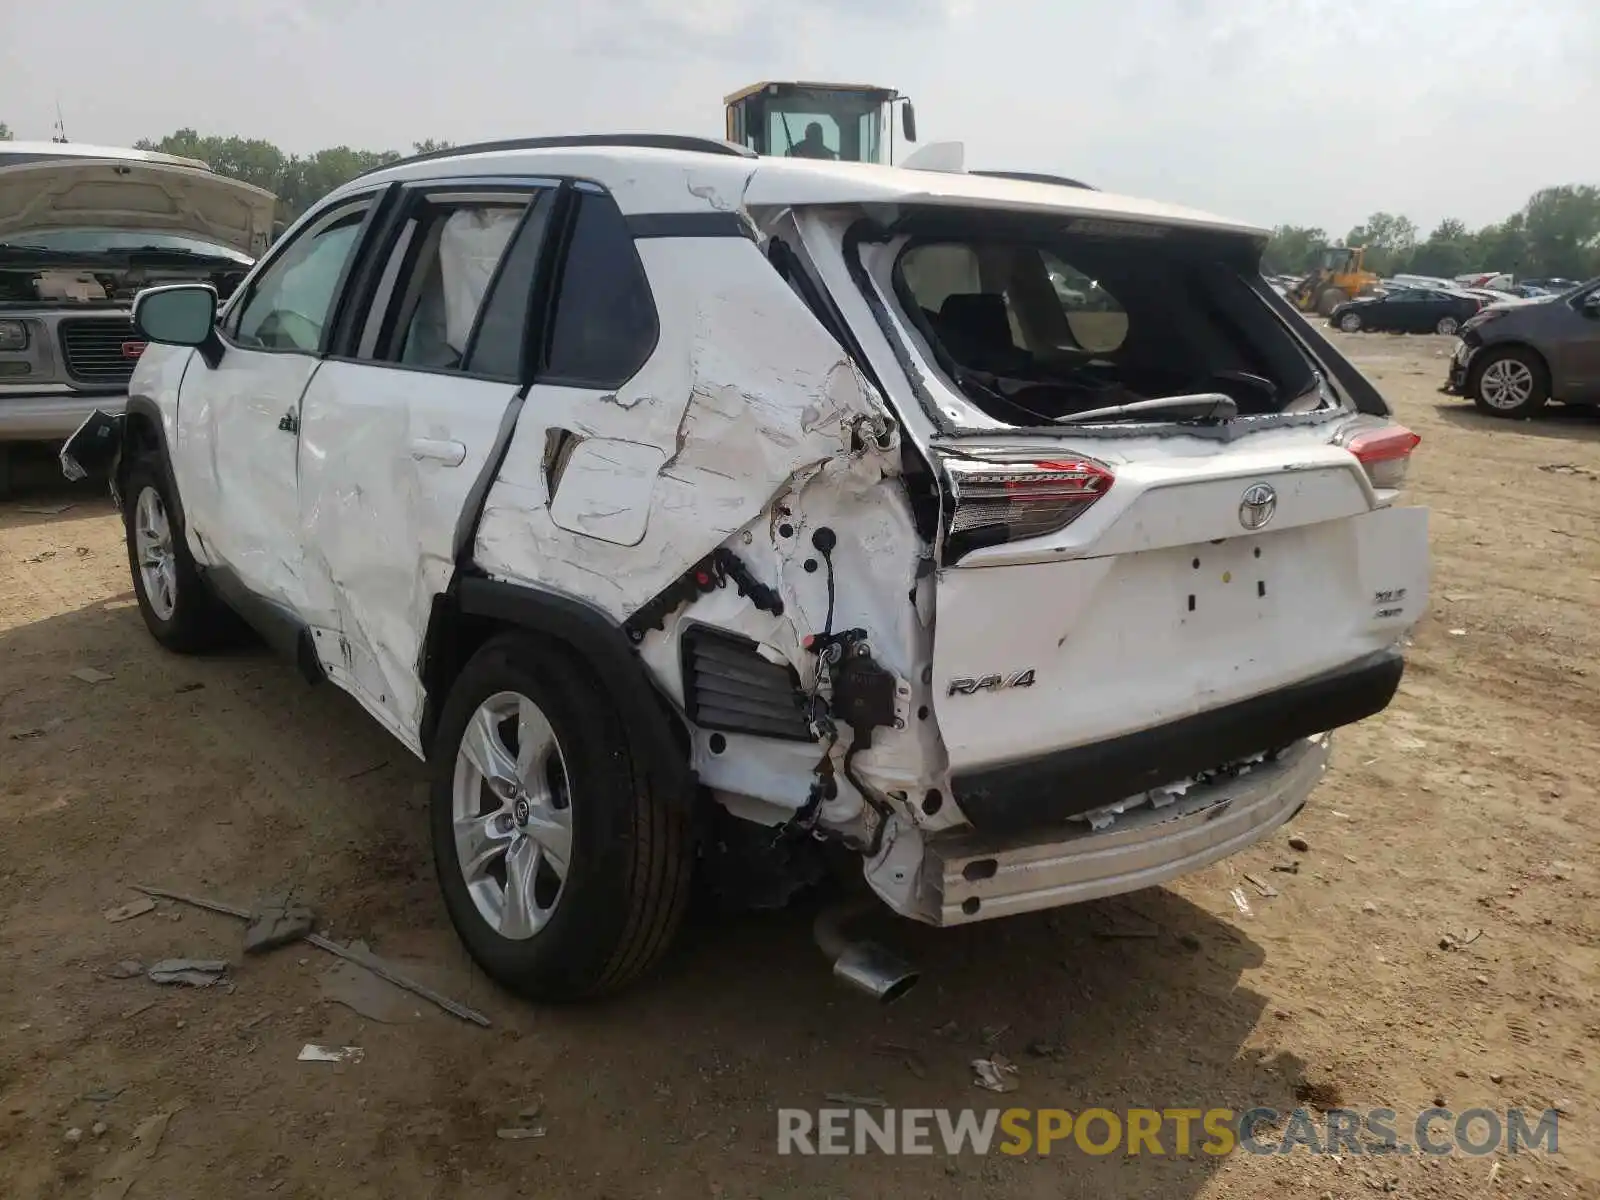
[176,194,380,617]
[295,185,554,746]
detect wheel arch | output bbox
[418,574,693,795]
[118,396,186,529]
[1471,339,1552,384]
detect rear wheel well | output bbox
[416,583,691,772]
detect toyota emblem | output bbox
[1238,483,1277,531]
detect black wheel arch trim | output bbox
[430,574,693,797]
[119,394,187,529]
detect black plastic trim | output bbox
[969,170,1096,190]
[951,649,1405,836]
[201,563,325,684]
[627,212,753,240]
[454,576,688,779]
[679,623,815,742]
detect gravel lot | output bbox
[1,330,1596,1199]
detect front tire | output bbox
[122,456,239,652]
[1337,311,1363,333]
[1469,348,1549,419]
[430,633,693,1001]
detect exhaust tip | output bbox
[831,941,920,1005]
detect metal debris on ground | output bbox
[824,1092,887,1107]
[1272,861,1300,873]
[104,898,156,924]
[119,999,156,1019]
[496,1126,547,1140]
[243,892,316,955]
[147,959,229,987]
[174,682,205,694]
[297,1044,365,1064]
[318,941,417,1024]
[1243,873,1280,898]
[1439,927,1483,951]
[70,666,115,684]
[91,1105,181,1200]
[134,883,491,1027]
[971,1055,1019,1093]
[1229,887,1253,917]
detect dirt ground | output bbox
[1,330,1596,1199]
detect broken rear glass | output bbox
[890,222,1320,427]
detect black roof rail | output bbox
[970,170,1096,191]
[355,134,755,179]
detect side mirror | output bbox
[1582,292,1600,318]
[900,101,918,143]
[133,284,223,367]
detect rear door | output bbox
[294,183,556,747]
[842,220,1429,785]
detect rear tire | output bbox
[430,633,693,1001]
[1469,347,1549,419]
[122,455,240,652]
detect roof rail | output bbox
[970,170,1096,191]
[356,134,756,179]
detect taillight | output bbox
[1338,421,1420,491]
[943,455,1115,557]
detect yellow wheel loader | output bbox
[1290,246,1380,316]
[724,81,917,164]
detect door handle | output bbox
[410,438,466,467]
[277,410,299,434]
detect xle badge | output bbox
[947,669,1036,697]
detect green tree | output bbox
[1263,225,1329,275]
[0,122,12,141]
[1409,217,1473,278]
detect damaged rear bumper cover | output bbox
[949,649,1404,835]
[927,732,1329,925]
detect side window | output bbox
[464,194,556,378]
[542,190,658,387]
[355,197,530,373]
[1040,252,1128,355]
[231,202,371,352]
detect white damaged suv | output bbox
[63,135,1428,1001]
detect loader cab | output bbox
[1322,247,1359,273]
[724,81,917,166]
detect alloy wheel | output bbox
[451,690,573,940]
[134,486,178,621]
[1478,358,1535,411]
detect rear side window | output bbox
[353,196,535,374]
[542,190,658,387]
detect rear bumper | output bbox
[0,390,127,443]
[926,734,1328,925]
[950,648,1404,836]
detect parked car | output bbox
[1330,287,1482,335]
[1443,277,1600,417]
[62,135,1429,1002]
[0,143,275,491]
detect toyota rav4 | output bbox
[62,135,1429,1002]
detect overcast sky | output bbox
[3,0,1595,236]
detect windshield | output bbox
[741,88,887,163]
[0,228,250,262]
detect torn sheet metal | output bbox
[474,236,887,619]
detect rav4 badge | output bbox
[947,669,1036,697]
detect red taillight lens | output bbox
[944,455,1114,556]
[1340,422,1420,491]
